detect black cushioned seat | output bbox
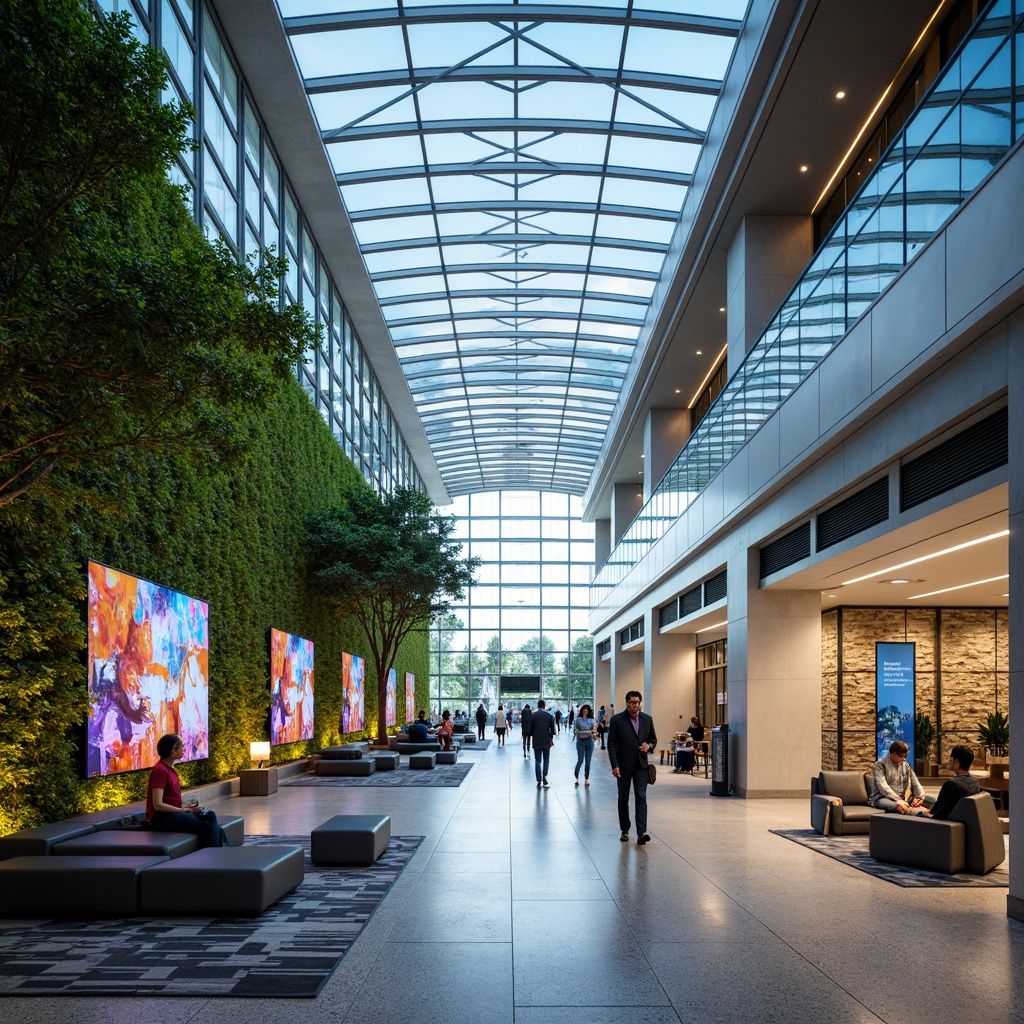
[409,752,436,769]
[311,814,390,865]
[436,749,459,765]
[396,741,441,754]
[0,822,97,860]
[0,855,169,917]
[54,830,200,859]
[317,758,376,776]
[320,743,369,760]
[371,752,400,770]
[138,845,305,916]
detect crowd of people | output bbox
[147,700,986,854]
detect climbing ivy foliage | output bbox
[0,381,430,835]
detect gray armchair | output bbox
[868,792,1005,874]
[810,770,885,836]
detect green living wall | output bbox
[0,380,430,835]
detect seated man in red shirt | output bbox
[147,733,229,847]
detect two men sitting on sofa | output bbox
[869,740,935,814]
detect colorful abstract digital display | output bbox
[405,672,415,724]
[342,651,365,734]
[86,561,209,777]
[386,667,398,727]
[270,628,315,746]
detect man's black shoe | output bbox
[619,832,629,842]
[637,834,651,845]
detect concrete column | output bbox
[644,408,691,498]
[611,482,643,546]
[726,547,821,797]
[1007,309,1024,921]
[645,616,695,753]
[594,518,611,570]
[611,637,644,724]
[726,215,813,377]
[594,641,612,722]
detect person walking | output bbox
[530,699,556,788]
[520,703,533,758]
[597,705,608,749]
[475,702,487,740]
[554,708,562,733]
[607,691,657,844]
[494,703,508,746]
[573,704,597,787]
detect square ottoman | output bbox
[311,814,391,865]
[371,752,401,771]
[139,845,305,916]
[436,750,459,765]
[409,752,436,769]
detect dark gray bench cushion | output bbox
[320,743,369,759]
[0,855,169,917]
[139,845,305,916]
[317,758,376,776]
[435,749,458,765]
[0,822,97,860]
[396,742,441,754]
[409,752,436,769]
[371,752,400,770]
[53,830,201,859]
[311,815,391,865]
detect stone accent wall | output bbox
[821,607,1006,771]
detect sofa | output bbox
[0,800,304,917]
[868,792,1005,874]
[810,770,886,836]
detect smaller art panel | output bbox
[270,628,315,745]
[386,667,397,727]
[342,652,365,734]
[405,672,415,724]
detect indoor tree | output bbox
[306,487,480,745]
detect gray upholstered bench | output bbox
[0,854,170,917]
[462,733,477,744]
[311,814,391,865]
[317,758,376,776]
[320,744,368,760]
[53,830,200,860]
[371,752,400,771]
[409,752,436,769]
[138,845,305,916]
[436,749,459,765]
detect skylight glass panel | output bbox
[281,0,747,495]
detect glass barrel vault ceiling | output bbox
[278,1,749,495]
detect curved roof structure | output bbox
[279,1,748,495]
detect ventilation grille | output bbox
[817,477,889,551]
[658,601,678,629]
[704,568,728,605]
[681,585,703,616]
[597,638,611,658]
[619,619,644,646]
[901,407,1008,511]
[760,522,811,579]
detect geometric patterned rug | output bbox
[284,764,472,788]
[0,835,423,998]
[771,829,1009,887]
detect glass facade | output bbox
[429,492,595,718]
[99,0,425,496]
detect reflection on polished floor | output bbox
[10,739,1023,1024]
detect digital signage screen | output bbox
[270,628,315,745]
[342,651,365,734]
[876,642,915,761]
[386,667,398,727]
[405,672,415,724]
[86,561,209,777]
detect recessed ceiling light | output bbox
[836,90,846,99]
[841,530,1009,586]
[719,307,725,312]
[910,574,1009,600]
[880,579,922,585]
[640,454,645,458]
[799,165,809,173]
[696,349,703,355]
[675,389,681,394]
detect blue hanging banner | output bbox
[875,642,915,762]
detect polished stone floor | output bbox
[9,736,1023,1024]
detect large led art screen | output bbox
[86,561,209,777]
[386,668,398,728]
[270,628,315,745]
[342,651,365,734]
[405,672,415,724]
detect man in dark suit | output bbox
[607,690,657,844]
[530,699,556,788]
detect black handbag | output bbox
[647,763,657,784]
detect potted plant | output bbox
[914,712,935,776]
[978,710,1009,761]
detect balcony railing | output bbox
[592,0,1023,606]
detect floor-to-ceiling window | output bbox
[429,491,595,718]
